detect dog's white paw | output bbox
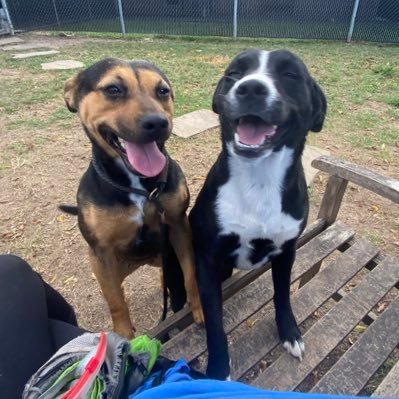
[226,375,232,381]
[283,339,305,361]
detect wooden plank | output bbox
[317,175,348,225]
[150,218,326,339]
[253,256,398,391]
[296,218,326,248]
[161,222,355,362]
[373,361,399,398]
[312,156,399,204]
[231,238,379,381]
[311,296,399,395]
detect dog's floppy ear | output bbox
[310,79,327,132]
[64,75,79,113]
[212,77,226,114]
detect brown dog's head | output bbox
[64,58,174,177]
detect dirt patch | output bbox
[20,32,94,48]
[26,31,129,48]
[0,68,34,79]
[360,100,391,113]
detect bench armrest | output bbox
[311,155,399,225]
[312,155,399,204]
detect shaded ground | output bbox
[1,33,398,338]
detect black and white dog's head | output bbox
[212,49,326,157]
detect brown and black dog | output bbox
[61,58,203,338]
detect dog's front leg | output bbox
[271,242,304,360]
[89,249,135,339]
[196,256,230,380]
[168,215,204,325]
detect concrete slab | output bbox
[173,109,219,138]
[0,37,24,46]
[2,43,50,51]
[12,50,60,59]
[303,144,330,186]
[41,60,84,70]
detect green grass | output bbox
[6,107,76,131]
[46,18,399,43]
[1,34,398,160]
[386,95,399,107]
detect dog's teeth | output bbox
[234,133,264,149]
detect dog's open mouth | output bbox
[104,130,166,178]
[234,115,277,153]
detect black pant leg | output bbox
[0,255,83,398]
[43,277,78,325]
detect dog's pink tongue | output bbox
[237,122,276,145]
[124,141,166,177]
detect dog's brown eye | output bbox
[104,85,123,97]
[157,87,170,98]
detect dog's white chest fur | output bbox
[215,145,302,270]
[116,158,146,224]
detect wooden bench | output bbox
[149,155,399,397]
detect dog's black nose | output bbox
[236,80,268,99]
[140,114,169,137]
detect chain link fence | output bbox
[5,0,399,43]
[0,0,14,35]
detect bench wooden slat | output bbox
[312,156,399,204]
[150,218,326,339]
[372,361,399,398]
[232,238,379,380]
[161,221,354,361]
[253,256,399,391]
[311,296,399,395]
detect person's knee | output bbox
[0,254,35,283]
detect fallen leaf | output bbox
[377,302,388,313]
[259,360,268,371]
[369,205,380,213]
[246,319,257,328]
[56,214,65,222]
[353,325,366,333]
[312,370,319,384]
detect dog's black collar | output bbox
[91,152,168,213]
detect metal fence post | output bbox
[117,0,126,35]
[51,0,61,26]
[1,0,15,35]
[347,0,360,42]
[233,0,238,40]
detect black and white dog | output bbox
[189,49,327,380]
